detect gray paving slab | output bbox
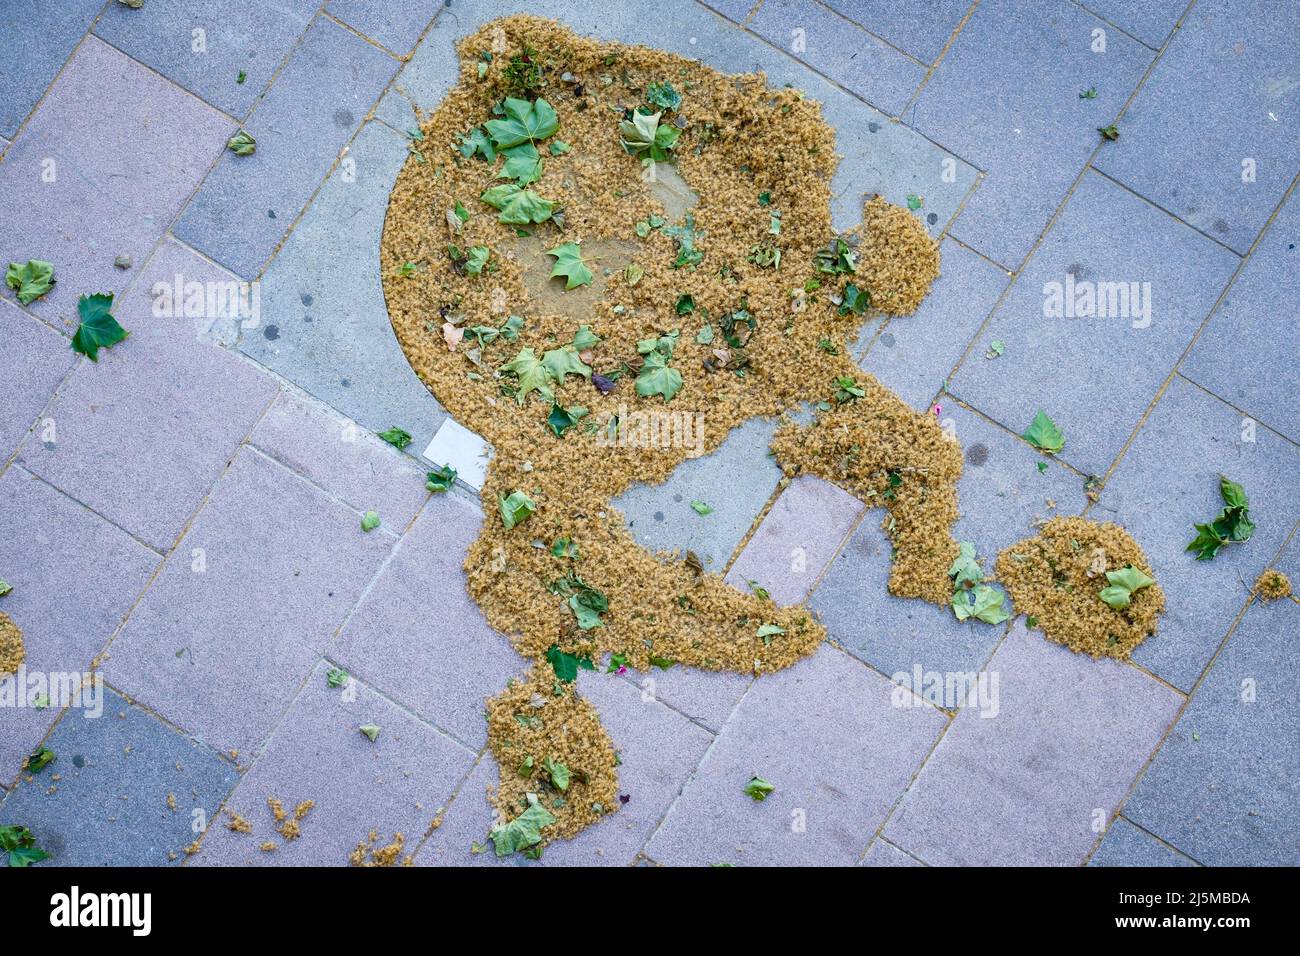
[94,0,318,118]
[1093,0,1299,255]
[332,491,529,749]
[0,0,103,138]
[1078,0,1186,48]
[857,237,1012,411]
[884,621,1182,866]
[616,663,750,735]
[0,299,77,460]
[1182,190,1300,444]
[747,0,928,116]
[326,0,445,54]
[909,0,1153,269]
[193,661,475,866]
[16,239,279,552]
[860,837,925,867]
[1094,375,1300,690]
[820,0,969,64]
[948,170,1240,477]
[1122,592,1299,866]
[238,119,449,452]
[646,646,947,866]
[0,468,159,777]
[101,449,394,757]
[0,36,233,325]
[0,688,237,866]
[173,16,399,278]
[1089,817,1198,867]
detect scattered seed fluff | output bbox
[1254,569,1291,602]
[0,612,24,679]
[379,15,1122,851]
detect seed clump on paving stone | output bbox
[996,517,1165,660]
[0,612,23,678]
[1253,569,1291,602]
[377,15,990,852]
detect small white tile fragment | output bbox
[421,417,491,490]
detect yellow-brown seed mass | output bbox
[996,517,1164,660]
[1254,569,1292,601]
[380,15,954,848]
[0,612,24,678]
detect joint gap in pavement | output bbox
[1069,1,1164,52]
[1089,166,1247,259]
[809,0,930,71]
[408,745,492,862]
[90,33,244,126]
[897,0,981,120]
[1173,375,1300,453]
[317,10,404,62]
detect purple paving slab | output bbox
[725,475,864,606]
[0,36,233,325]
[820,0,970,64]
[645,646,947,866]
[417,670,714,866]
[326,0,446,55]
[884,622,1183,866]
[173,16,398,279]
[0,0,104,138]
[857,238,1012,411]
[747,0,928,117]
[909,0,1153,269]
[1089,817,1198,867]
[0,688,238,866]
[193,662,474,866]
[0,299,77,460]
[250,389,431,532]
[618,663,749,735]
[1094,375,1300,690]
[948,170,1240,477]
[16,240,279,552]
[810,402,1085,678]
[101,449,394,757]
[1093,0,1299,255]
[1182,191,1300,444]
[1079,0,1186,48]
[860,837,925,867]
[332,491,529,749]
[94,0,318,118]
[0,467,159,778]
[1121,591,1299,866]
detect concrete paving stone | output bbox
[747,0,928,116]
[1078,0,1186,48]
[101,449,394,757]
[698,0,757,22]
[173,16,398,279]
[884,621,1182,866]
[1182,191,1300,444]
[1122,593,1299,866]
[0,688,238,866]
[616,416,782,572]
[645,646,947,866]
[332,491,528,749]
[385,0,977,234]
[856,237,1012,411]
[1094,375,1300,690]
[193,661,475,866]
[326,0,445,54]
[820,0,969,63]
[910,0,1153,269]
[809,402,1085,678]
[1089,817,1198,867]
[948,171,1240,477]
[94,0,318,118]
[16,240,279,552]
[0,0,103,138]
[1093,0,1298,255]
[618,663,749,735]
[860,837,924,867]
[0,299,77,460]
[250,389,430,531]
[0,36,233,324]
[0,468,159,776]
[725,475,864,605]
[417,669,714,866]
[239,119,449,453]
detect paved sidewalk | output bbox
[1,0,1296,866]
